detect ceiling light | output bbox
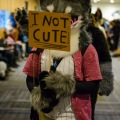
[93,0,97,3]
[110,0,115,3]
[93,0,100,3]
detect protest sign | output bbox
[29,11,71,51]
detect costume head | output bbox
[38,0,92,57]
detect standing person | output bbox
[88,14,114,96]
[109,20,120,51]
[16,0,102,120]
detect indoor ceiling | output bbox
[92,0,120,3]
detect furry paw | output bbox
[15,8,28,36]
[44,71,76,98]
[41,89,59,113]
[41,98,59,113]
[38,71,59,113]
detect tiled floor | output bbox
[95,57,120,120]
[0,57,120,120]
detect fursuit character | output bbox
[16,0,102,120]
[87,14,114,96]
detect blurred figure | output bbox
[3,30,19,68]
[109,20,120,51]
[9,12,17,28]
[5,12,24,61]
[95,8,103,24]
[91,13,107,41]
[112,48,120,57]
[86,15,114,118]
[0,35,15,74]
[95,8,105,26]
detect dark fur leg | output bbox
[30,106,39,120]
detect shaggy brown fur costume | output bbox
[30,71,75,113]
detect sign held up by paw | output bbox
[29,11,71,51]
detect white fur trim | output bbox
[47,96,75,119]
[57,55,74,75]
[41,49,53,71]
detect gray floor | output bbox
[0,57,120,120]
[95,57,120,120]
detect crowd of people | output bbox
[93,8,120,56]
[0,12,31,79]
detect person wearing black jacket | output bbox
[87,17,114,120]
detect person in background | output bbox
[9,12,17,28]
[0,35,16,72]
[111,20,120,57]
[95,8,112,46]
[87,14,114,118]
[95,8,103,24]
[109,20,120,52]
[93,10,107,41]
[6,12,23,61]
[3,30,19,68]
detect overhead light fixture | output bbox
[110,0,115,3]
[93,0,100,3]
[93,0,97,3]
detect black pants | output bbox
[30,107,39,120]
